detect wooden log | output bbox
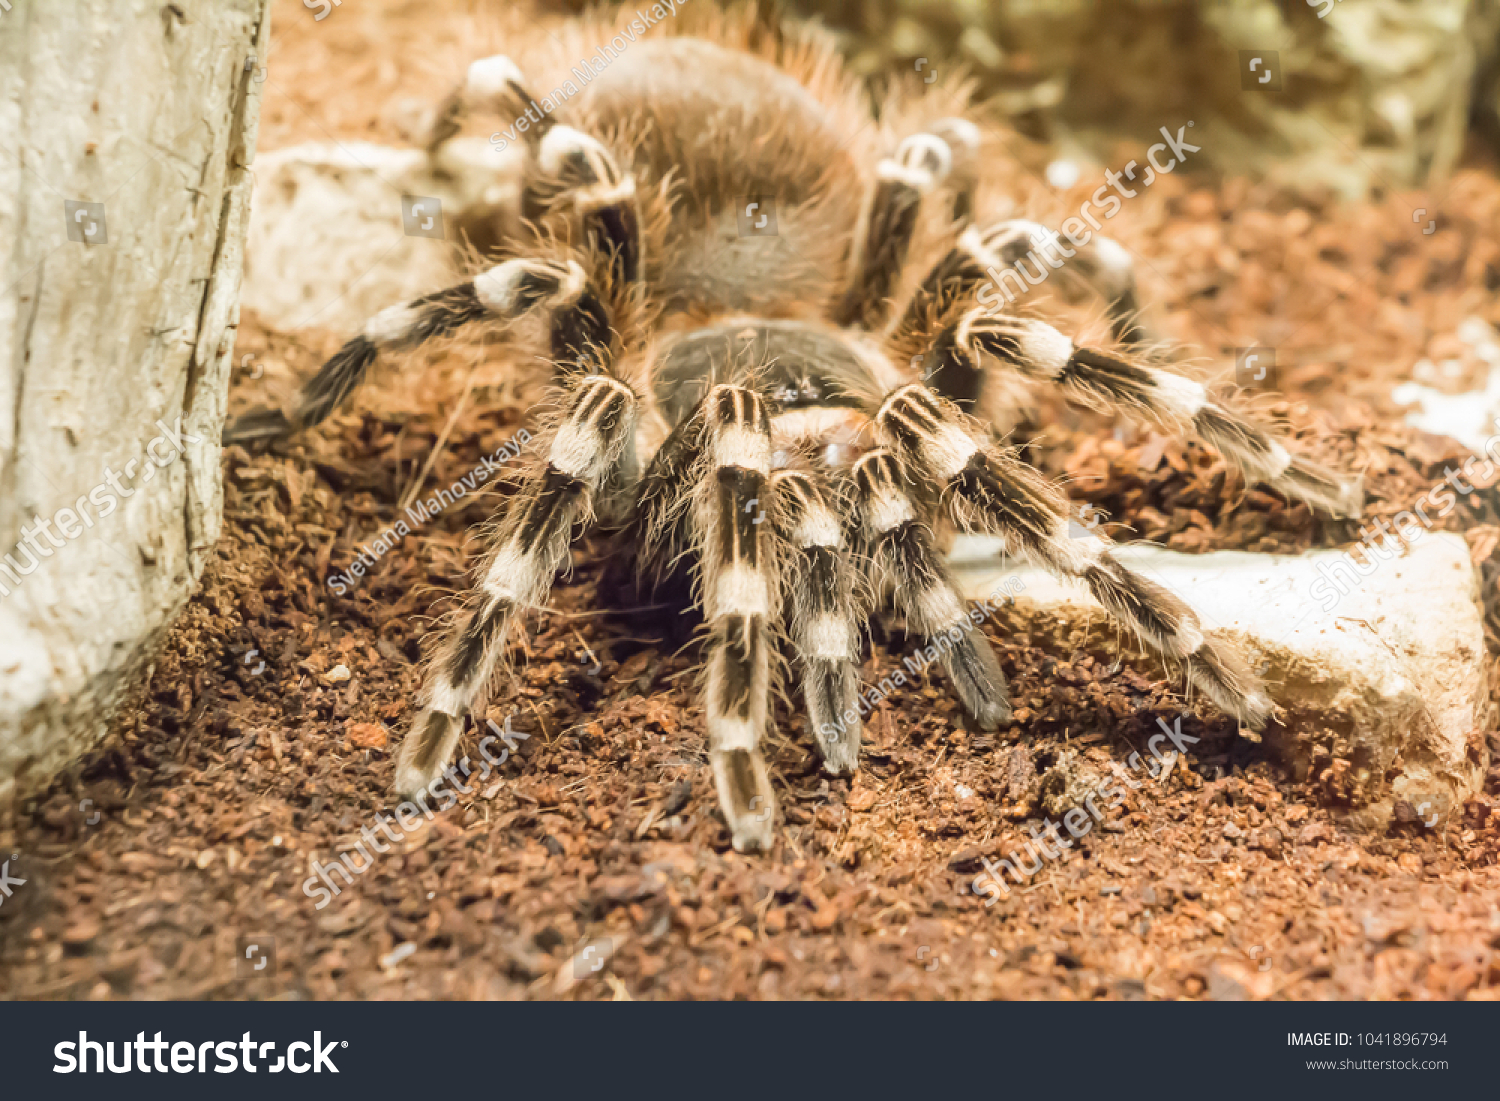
[0,0,270,805]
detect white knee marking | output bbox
[707,715,760,753]
[1093,235,1134,277]
[714,562,770,618]
[549,421,607,482]
[714,425,771,474]
[803,615,854,660]
[900,133,952,177]
[865,483,915,533]
[555,260,586,305]
[917,585,966,632]
[465,55,524,100]
[1055,527,1109,574]
[482,544,534,602]
[1198,405,1293,479]
[1018,321,1074,375]
[422,681,468,716]
[922,422,980,482]
[1150,370,1208,418]
[472,259,585,312]
[932,117,980,157]
[363,303,421,345]
[473,260,533,312]
[1011,219,1055,249]
[791,503,842,549]
[1175,620,1206,657]
[878,133,952,193]
[539,125,609,176]
[960,225,998,266]
[877,159,942,193]
[1075,532,1110,563]
[1263,440,1294,478]
[574,177,637,212]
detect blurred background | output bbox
[547,0,1500,197]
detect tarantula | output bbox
[226,8,1361,852]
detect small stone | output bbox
[1254,827,1284,854]
[62,918,101,946]
[947,847,983,873]
[317,907,368,935]
[380,942,417,969]
[347,721,387,748]
[597,875,649,902]
[321,664,352,685]
[1299,822,1332,846]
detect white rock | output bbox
[241,138,524,335]
[1392,318,1500,450]
[949,533,1488,830]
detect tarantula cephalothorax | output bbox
[226,8,1362,852]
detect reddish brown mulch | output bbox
[2,0,1498,1001]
